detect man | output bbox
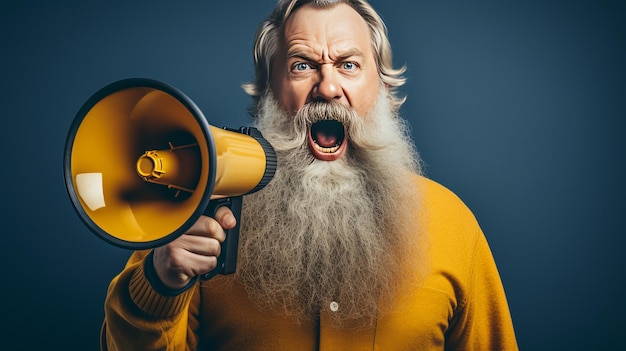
[102,0,518,350]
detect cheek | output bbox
[352,81,381,117]
[270,61,300,113]
[272,81,310,114]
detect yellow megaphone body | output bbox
[64,78,276,277]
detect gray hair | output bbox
[242,0,407,115]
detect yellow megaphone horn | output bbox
[63,78,276,278]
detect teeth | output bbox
[313,142,340,153]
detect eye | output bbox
[293,62,311,71]
[341,61,357,71]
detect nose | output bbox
[312,64,343,102]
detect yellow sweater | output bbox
[102,176,518,350]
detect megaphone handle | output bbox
[200,196,243,280]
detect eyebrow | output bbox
[286,46,365,62]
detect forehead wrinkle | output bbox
[283,25,327,61]
[331,46,365,61]
[285,35,366,63]
[286,40,323,61]
[282,4,370,63]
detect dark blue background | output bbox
[2,0,624,349]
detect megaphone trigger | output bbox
[199,196,243,280]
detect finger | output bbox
[153,240,220,289]
[185,215,226,242]
[175,234,222,257]
[214,206,237,229]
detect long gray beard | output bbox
[236,89,422,328]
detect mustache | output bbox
[293,101,388,151]
[256,92,399,154]
[294,100,360,129]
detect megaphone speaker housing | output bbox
[64,78,276,250]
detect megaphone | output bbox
[63,78,276,278]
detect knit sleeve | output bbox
[101,250,200,350]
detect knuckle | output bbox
[208,256,218,269]
[209,238,222,256]
[167,253,185,270]
[206,218,221,234]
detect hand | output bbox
[152,206,237,290]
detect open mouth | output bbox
[307,120,348,161]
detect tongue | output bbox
[315,130,338,148]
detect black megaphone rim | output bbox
[63,77,216,249]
